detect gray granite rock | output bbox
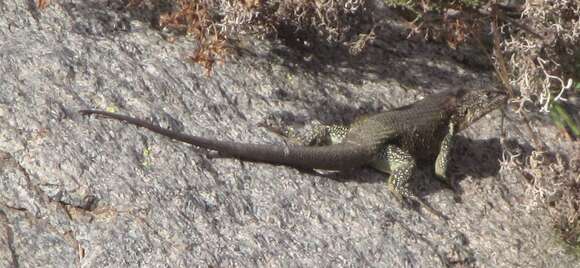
[0,1,577,267]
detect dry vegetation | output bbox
[126,0,369,74]
[37,0,579,250]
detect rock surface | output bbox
[0,1,577,267]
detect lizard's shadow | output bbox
[447,136,503,181]
[321,136,503,198]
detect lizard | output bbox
[80,89,507,216]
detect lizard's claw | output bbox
[388,181,448,221]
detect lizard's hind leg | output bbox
[259,119,350,175]
[261,119,349,146]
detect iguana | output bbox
[80,89,507,215]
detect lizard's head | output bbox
[452,89,507,131]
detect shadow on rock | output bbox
[449,136,503,182]
[318,136,504,199]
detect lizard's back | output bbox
[343,92,456,160]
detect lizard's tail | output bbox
[79,110,374,170]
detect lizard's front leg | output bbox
[435,121,455,187]
[372,145,415,200]
[372,145,447,219]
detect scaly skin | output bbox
[80,89,507,217]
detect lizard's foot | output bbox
[258,116,293,137]
[407,195,449,220]
[434,173,462,202]
[387,171,448,220]
[435,174,456,190]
